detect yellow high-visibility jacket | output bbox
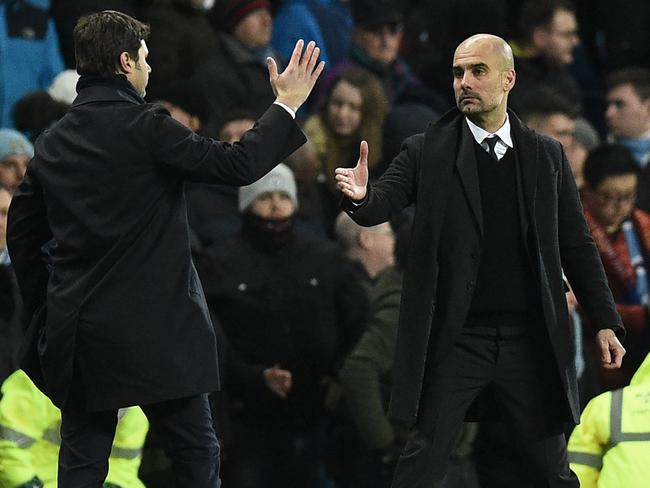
[0,370,148,487]
[568,353,650,488]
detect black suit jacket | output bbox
[7,79,306,411]
[345,108,623,426]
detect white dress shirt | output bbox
[465,115,513,161]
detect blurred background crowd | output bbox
[1,0,649,487]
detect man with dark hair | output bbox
[509,0,581,112]
[6,9,324,487]
[521,87,578,154]
[335,33,624,487]
[605,67,650,166]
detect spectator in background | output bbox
[272,0,353,67]
[334,212,395,289]
[0,369,149,488]
[140,0,219,95]
[520,86,578,153]
[11,92,69,143]
[319,0,446,112]
[197,165,367,488]
[195,0,281,133]
[509,0,581,112]
[151,80,209,134]
[568,352,650,488]
[304,67,387,191]
[0,0,64,128]
[605,68,650,167]
[606,68,650,214]
[567,117,600,190]
[0,184,22,385]
[581,144,650,388]
[0,129,33,194]
[47,70,80,106]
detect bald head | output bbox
[456,34,514,71]
[452,34,516,131]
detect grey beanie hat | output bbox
[573,117,600,151]
[239,163,298,212]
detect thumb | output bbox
[267,57,279,80]
[359,140,369,168]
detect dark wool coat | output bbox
[198,231,368,427]
[7,79,305,411]
[345,108,624,426]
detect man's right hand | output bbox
[267,40,325,113]
[335,140,369,201]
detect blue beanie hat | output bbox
[0,129,34,162]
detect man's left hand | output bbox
[596,329,625,369]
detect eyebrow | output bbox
[453,63,490,71]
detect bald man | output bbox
[335,34,625,487]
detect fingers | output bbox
[305,44,320,73]
[288,39,304,69]
[608,343,625,369]
[267,57,278,78]
[359,140,369,166]
[335,169,356,198]
[599,337,612,366]
[300,41,316,70]
[311,60,326,84]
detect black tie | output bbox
[484,136,499,161]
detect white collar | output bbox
[465,114,513,147]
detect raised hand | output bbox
[335,140,369,201]
[267,40,325,112]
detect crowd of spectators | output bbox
[1,0,649,486]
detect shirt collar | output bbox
[465,114,513,148]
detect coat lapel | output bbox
[510,110,539,232]
[455,121,484,238]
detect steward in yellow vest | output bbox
[568,352,650,487]
[0,370,148,487]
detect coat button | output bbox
[471,252,479,259]
[466,281,475,290]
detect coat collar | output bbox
[71,74,145,108]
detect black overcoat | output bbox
[7,80,306,411]
[346,108,624,426]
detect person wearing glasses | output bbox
[582,144,650,389]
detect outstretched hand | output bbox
[335,140,369,201]
[267,40,325,112]
[596,329,625,370]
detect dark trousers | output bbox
[224,419,322,488]
[59,393,221,487]
[391,326,579,488]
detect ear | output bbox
[503,69,516,92]
[119,51,134,74]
